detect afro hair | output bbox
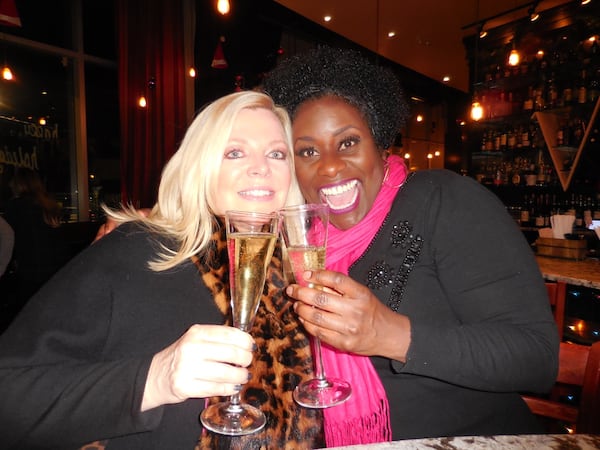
[262,45,410,150]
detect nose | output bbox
[247,155,271,177]
[317,152,345,178]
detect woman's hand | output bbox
[286,270,411,362]
[141,324,255,411]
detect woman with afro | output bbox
[263,46,558,446]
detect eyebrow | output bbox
[294,125,360,144]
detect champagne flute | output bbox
[279,203,352,408]
[200,210,279,435]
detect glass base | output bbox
[293,377,352,409]
[200,401,266,436]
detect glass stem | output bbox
[227,387,243,413]
[313,337,327,380]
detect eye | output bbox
[225,148,244,159]
[268,148,287,160]
[296,146,319,158]
[339,136,360,151]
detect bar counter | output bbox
[536,256,600,289]
[325,434,600,449]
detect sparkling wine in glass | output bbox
[279,203,352,408]
[200,210,278,435]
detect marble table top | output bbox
[536,256,600,289]
[325,434,600,449]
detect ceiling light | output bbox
[442,75,450,82]
[2,66,13,80]
[478,23,487,39]
[323,15,332,22]
[530,12,540,22]
[387,31,396,38]
[216,0,230,15]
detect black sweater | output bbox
[352,170,559,440]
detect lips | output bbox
[319,179,359,213]
[239,188,275,200]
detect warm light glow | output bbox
[2,66,13,80]
[39,117,46,125]
[416,114,423,122]
[536,50,545,59]
[508,49,520,66]
[442,75,450,82]
[530,11,540,22]
[479,30,488,39]
[188,67,196,78]
[387,31,396,38]
[434,150,441,157]
[427,153,433,159]
[404,153,411,159]
[138,96,147,108]
[323,15,332,22]
[581,0,591,5]
[217,0,230,15]
[589,35,597,42]
[471,102,483,121]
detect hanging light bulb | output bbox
[138,95,147,108]
[217,0,230,15]
[508,48,520,66]
[471,101,483,121]
[188,67,196,78]
[2,66,13,80]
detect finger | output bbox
[305,269,355,295]
[188,324,255,352]
[179,338,254,368]
[192,361,250,385]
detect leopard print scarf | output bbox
[193,224,324,449]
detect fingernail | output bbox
[286,286,292,296]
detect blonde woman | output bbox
[0,91,323,450]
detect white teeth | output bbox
[320,180,358,196]
[241,189,271,197]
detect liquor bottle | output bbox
[577,69,588,104]
[523,87,534,112]
[588,68,599,104]
[546,72,559,109]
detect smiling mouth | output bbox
[319,180,359,212]
[239,189,274,199]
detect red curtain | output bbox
[117,0,189,208]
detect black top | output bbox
[0,223,220,449]
[352,170,559,440]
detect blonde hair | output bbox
[107,90,303,271]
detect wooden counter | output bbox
[536,256,600,290]
[325,434,600,449]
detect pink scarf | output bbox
[322,155,409,446]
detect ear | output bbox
[381,148,391,162]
